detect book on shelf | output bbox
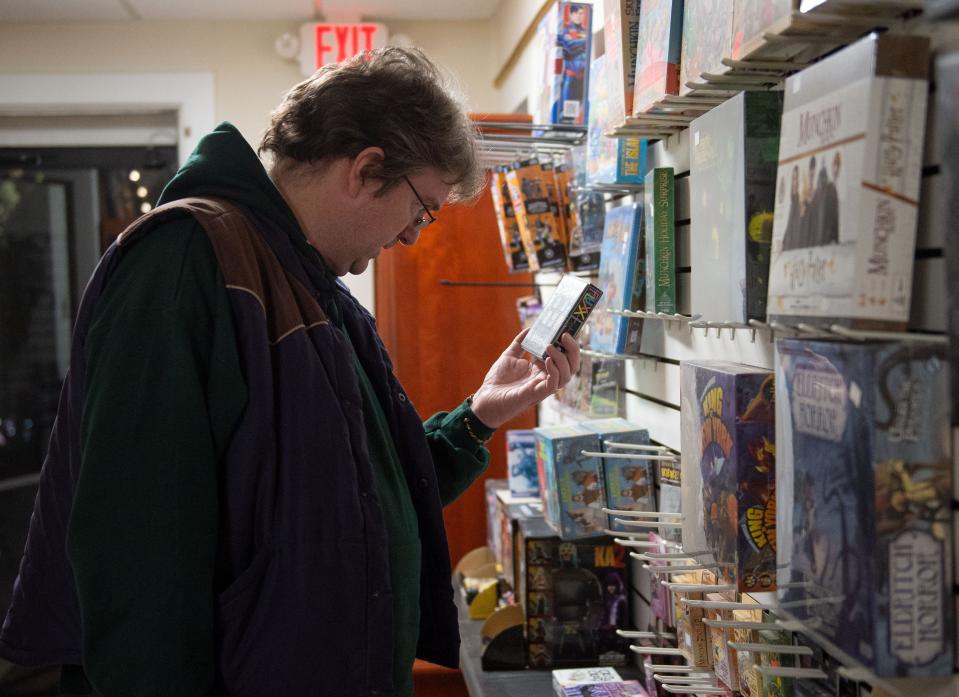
[591,203,645,355]
[766,33,931,329]
[643,167,676,314]
[587,54,647,186]
[632,0,684,115]
[679,361,777,594]
[690,91,783,324]
[776,339,954,677]
[679,0,734,95]
[603,0,643,126]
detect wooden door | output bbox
[375,186,535,567]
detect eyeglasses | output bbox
[403,175,438,232]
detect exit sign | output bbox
[299,22,389,75]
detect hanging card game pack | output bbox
[776,339,954,677]
[490,166,529,272]
[506,159,568,271]
[522,274,603,360]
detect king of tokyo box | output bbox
[519,517,630,669]
[535,425,606,540]
[680,361,777,593]
[776,339,954,677]
[766,34,931,329]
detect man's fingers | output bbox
[559,333,581,375]
[504,327,532,358]
[545,344,572,387]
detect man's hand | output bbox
[469,329,581,429]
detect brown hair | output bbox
[260,47,483,203]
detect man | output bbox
[0,48,580,696]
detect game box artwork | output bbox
[766,34,930,328]
[582,418,655,530]
[632,0,684,115]
[534,425,607,540]
[679,0,734,95]
[591,203,645,356]
[680,361,777,593]
[776,339,954,676]
[518,517,630,669]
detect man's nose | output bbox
[398,225,420,246]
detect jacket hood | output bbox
[158,121,338,291]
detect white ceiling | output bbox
[0,0,502,22]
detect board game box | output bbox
[519,517,630,669]
[588,55,647,186]
[690,92,783,324]
[939,53,959,425]
[644,167,676,314]
[591,203,645,355]
[535,425,607,539]
[776,339,954,676]
[632,0,684,115]
[657,460,682,546]
[506,159,568,271]
[523,275,603,360]
[508,429,540,498]
[603,0,643,126]
[766,34,931,328]
[680,360,777,593]
[581,418,654,530]
[679,0,734,95]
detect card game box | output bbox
[706,594,740,691]
[522,275,603,360]
[588,357,627,418]
[581,418,654,531]
[658,460,682,546]
[603,0,642,126]
[940,53,959,424]
[644,167,676,314]
[776,339,954,676]
[690,92,783,324]
[632,0,684,115]
[541,2,594,126]
[670,571,714,667]
[519,517,630,669]
[535,425,606,540]
[508,429,540,498]
[766,34,930,328]
[680,361,777,593]
[552,666,623,695]
[588,55,647,186]
[591,203,645,356]
[560,682,648,696]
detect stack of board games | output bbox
[679,0,734,95]
[534,425,606,540]
[587,55,647,186]
[540,2,594,126]
[680,361,777,594]
[522,274,603,360]
[590,203,645,356]
[690,92,783,324]
[776,339,954,677]
[603,0,642,127]
[506,159,569,271]
[518,517,630,669]
[581,418,655,531]
[631,0,684,116]
[508,429,539,498]
[643,168,676,314]
[490,166,529,272]
[940,53,959,425]
[766,33,931,329]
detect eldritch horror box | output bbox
[776,339,954,677]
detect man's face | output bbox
[341,168,451,276]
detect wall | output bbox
[0,17,499,310]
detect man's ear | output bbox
[347,147,386,198]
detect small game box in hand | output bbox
[522,275,603,360]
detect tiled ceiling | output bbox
[0,0,502,22]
